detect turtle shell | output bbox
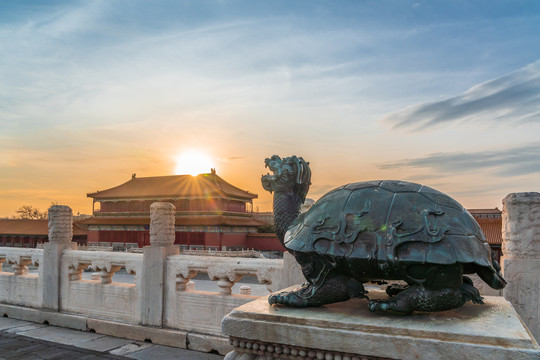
[284,180,495,270]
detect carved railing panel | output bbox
[63,250,142,284]
[0,248,42,275]
[60,250,143,323]
[165,255,283,335]
[0,248,43,307]
[168,255,282,295]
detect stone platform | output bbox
[0,316,223,360]
[222,288,540,360]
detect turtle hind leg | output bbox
[369,285,471,314]
[461,276,484,304]
[268,272,367,307]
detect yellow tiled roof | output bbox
[87,173,257,200]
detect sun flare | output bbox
[174,150,215,176]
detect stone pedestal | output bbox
[222,288,540,360]
[502,192,540,341]
[43,205,77,310]
[140,202,179,326]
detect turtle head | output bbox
[261,155,311,201]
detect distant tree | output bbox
[14,205,47,220]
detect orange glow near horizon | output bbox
[174,150,215,176]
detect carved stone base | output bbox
[222,288,540,360]
[224,337,389,360]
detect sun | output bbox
[174,150,215,176]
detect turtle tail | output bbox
[476,251,507,290]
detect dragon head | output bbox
[261,155,311,201]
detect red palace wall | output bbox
[87,230,282,251]
[221,233,248,249]
[204,233,221,248]
[88,230,149,247]
[88,231,99,243]
[0,235,40,248]
[246,234,285,251]
[88,230,251,250]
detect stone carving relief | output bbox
[207,264,240,282]
[149,202,176,246]
[68,263,89,281]
[48,205,73,243]
[207,264,242,295]
[502,192,540,259]
[502,192,540,341]
[226,337,384,360]
[256,267,275,292]
[174,262,198,291]
[124,260,140,276]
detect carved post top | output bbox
[48,205,73,243]
[503,192,540,207]
[150,201,175,212]
[150,202,176,246]
[502,192,540,259]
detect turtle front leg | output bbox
[269,273,367,307]
[268,283,311,307]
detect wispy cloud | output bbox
[383,60,540,129]
[1,1,540,215]
[0,3,375,133]
[377,142,540,177]
[218,156,247,162]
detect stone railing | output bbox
[0,204,294,355]
[180,248,263,258]
[37,243,114,252]
[60,250,142,323]
[128,247,263,258]
[76,244,114,252]
[165,255,282,337]
[0,248,43,308]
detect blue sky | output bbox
[1,0,539,216]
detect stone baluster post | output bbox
[239,285,252,295]
[12,259,32,275]
[502,192,540,341]
[43,205,77,310]
[140,202,179,326]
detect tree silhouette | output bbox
[14,205,47,220]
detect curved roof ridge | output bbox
[87,173,257,200]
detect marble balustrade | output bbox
[165,255,282,335]
[0,246,283,336]
[0,204,293,354]
[0,248,43,308]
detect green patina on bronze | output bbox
[261,155,506,314]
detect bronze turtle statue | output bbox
[261,155,506,314]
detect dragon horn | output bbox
[296,157,305,184]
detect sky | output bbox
[1,0,540,217]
